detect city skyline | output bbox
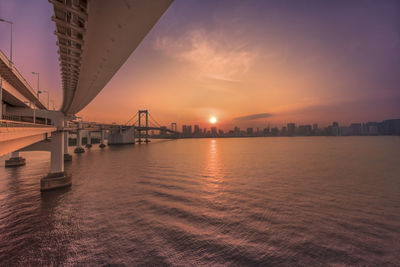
[177,118,400,138]
[1,0,399,129]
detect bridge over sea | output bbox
[0,0,175,191]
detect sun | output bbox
[209,116,217,124]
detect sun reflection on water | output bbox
[203,139,223,193]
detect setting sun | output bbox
[209,116,217,124]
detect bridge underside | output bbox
[50,0,173,115]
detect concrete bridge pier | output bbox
[85,131,92,148]
[5,151,26,167]
[64,121,72,161]
[74,122,85,153]
[99,126,106,148]
[40,118,71,191]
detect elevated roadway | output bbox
[0,50,47,110]
[1,0,174,191]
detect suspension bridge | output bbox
[125,110,179,143]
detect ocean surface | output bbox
[0,137,399,266]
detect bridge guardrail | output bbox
[0,50,47,109]
[0,119,54,128]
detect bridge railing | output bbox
[1,114,52,126]
[0,119,54,128]
[0,49,47,109]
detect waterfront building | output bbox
[211,127,217,136]
[350,123,362,135]
[332,122,339,136]
[340,126,351,136]
[298,125,312,136]
[234,126,240,136]
[287,123,296,136]
[382,119,400,135]
[281,126,287,136]
[271,127,280,136]
[182,125,193,137]
[194,125,200,134]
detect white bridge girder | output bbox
[0,127,55,156]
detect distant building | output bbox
[211,127,217,136]
[234,126,240,136]
[182,125,187,137]
[298,125,312,136]
[382,119,400,135]
[182,125,192,137]
[312,124,319,135]
[340,126,351,136]
[247,128,254,135]
[287,123,296,136]
[194,125,200,134]
[350,123,362,135]
[332,122,339,136]
[271,127,279,136]
[368,125,378,135]
[281,126,287,136]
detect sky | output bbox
[1,0,399,130]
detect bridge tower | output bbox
[138,110,149,143]
[171,122,177,132]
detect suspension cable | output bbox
[125,111,138,125]
[148,113,162,128]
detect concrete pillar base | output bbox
[74,147,85,153]
[40,172,72,191]
[99,143,106,148]
[5,157,26,167]
[64,153,72,161]
[85,144,92,148]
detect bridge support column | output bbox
[137,110,150,143]
[99,126,106,148]
[85,131,92,148]
[5,151,26,167]
[74,122,85,153]
[64,121,72,161]
[40,119,71,191]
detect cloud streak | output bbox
[154,29,256,82]
[234,113,274,121]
